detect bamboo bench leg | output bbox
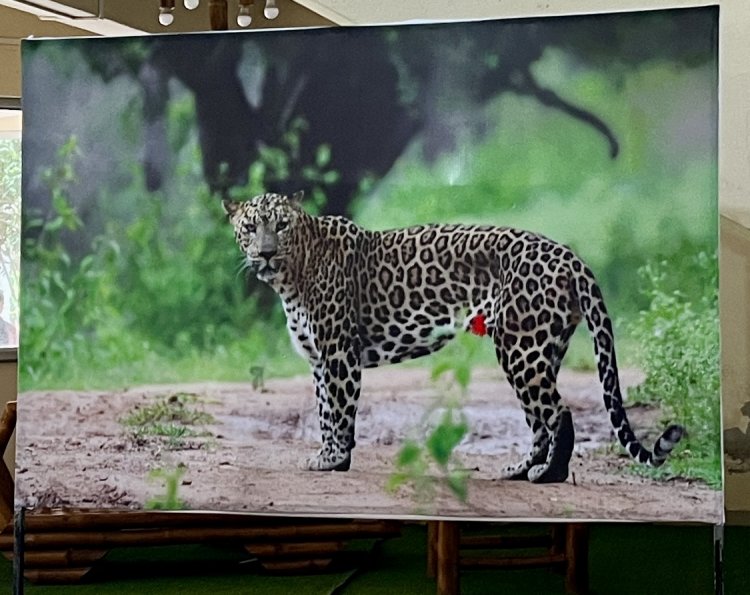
[426,521,438,578]
[436,521,460,595]
[565,523,589,595]
[428,521,589,594]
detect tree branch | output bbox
[512,69,620,159]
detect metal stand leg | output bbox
[713,523,724,595]
[13,506,25,595]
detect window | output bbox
[0,108,21,358]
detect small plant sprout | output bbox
[146,464,187,510]
[389,319,487,506]
[120,393,214,449]
[250,365,266,391]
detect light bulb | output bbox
[264,0,279,19]
[184,0,199,9]
[158,8,174,26]
[237,10,252,27]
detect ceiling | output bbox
[0,1,710,39]
[0,0,524,99]
[0,0,606,39]
[0,0,335,96]
[0,0,333,36]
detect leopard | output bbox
[223,191,684,484]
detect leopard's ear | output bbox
[290,190,305,205]
[222,200,241,218]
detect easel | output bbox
[427,520,589,595]
[0,401,400,584]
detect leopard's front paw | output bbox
[304,449,351,472]
[498,463,530,481]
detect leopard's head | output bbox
[223,191,306,281]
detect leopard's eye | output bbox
[276,220,288,232]
[245,222,257,233]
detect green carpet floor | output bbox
[1,524,747,593]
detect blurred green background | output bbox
[19,10,719,484]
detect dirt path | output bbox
[15,367,721,523]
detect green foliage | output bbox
[389,333,480,505]
[145,465,187,510]
[627,252,720,487]
[426,412,469,467]
[13,112,346,390]
[0,137,21,314]
[20,133,307,391]
[232,116,340,215]
[118,193,238,349]
[21,138,124,384]
[121,393,214,449]
[121,392,214,426]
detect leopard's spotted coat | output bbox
[224,192,683,483]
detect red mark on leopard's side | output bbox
[469,314,487,337]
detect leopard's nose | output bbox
[259,249,276,261]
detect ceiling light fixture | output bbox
[158,0,276,28]
[158,0,175,26]
[264,0,279,20]
[237,0,253,27]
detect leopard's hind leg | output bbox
[495,281,579,483]
[495,334,574,480]
[497,336,576,483]
[498,407,550,480]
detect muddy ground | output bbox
[15,367,722,523]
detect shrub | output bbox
[627,252,720,487]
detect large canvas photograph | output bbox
[17,7,721,522]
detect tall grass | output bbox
[627,252,720,487]
[20,138,304,391]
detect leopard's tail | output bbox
[571,262,684,467]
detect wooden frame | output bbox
[427,520,588,595]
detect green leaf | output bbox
[315,143,332,168]
[430,361,452,382]
[426,414,468,466]
[386,472,409,493]
[322,170,341,184]
[446,471,468,502]
[397,441,422,467]
[454,364,471,390]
